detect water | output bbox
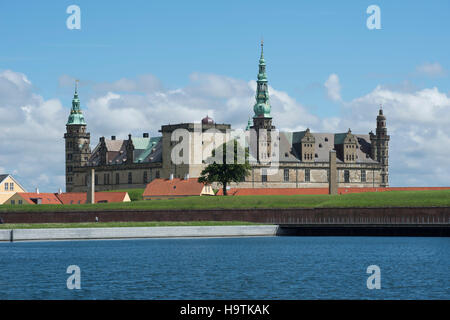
[0,237,448,299]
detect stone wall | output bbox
[1,207,448,224]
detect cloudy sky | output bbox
[0,0,449,191]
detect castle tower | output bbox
[251,40,275,162]
[64,81,91,192]
[370,107,390,186]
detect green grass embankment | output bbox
[106,188,144,201]
[0,190,449,213]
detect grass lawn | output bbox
[0,221,260,229]
[106,188,144,201]
[0,189,449,213]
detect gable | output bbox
[0,175,26,193]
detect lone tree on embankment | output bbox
[198,140,251,196]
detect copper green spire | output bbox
[66,80,86,125]
[253,40,271,118]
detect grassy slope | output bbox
[0,221,259,229]
[0,190,449,213]
[106,188,144,201]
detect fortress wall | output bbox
[1,207,449,225]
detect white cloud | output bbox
[324,73,342,102]
[0,70,66,193]
[416,62,446,77]
[342,85,450,187]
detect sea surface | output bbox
[0,236,448,299]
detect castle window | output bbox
[361,170,366,182]
[284,169,289,182]
[128,172,133,184]
[262,169,267,182]
[285,152,289,157]
[315,153,318,158]
[325,137,328,142]
[305,169,310,182]
[344,170,350,183]
[319,143,322,148]
[143,171,148,184]
[116,173,120,184]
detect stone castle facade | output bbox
[65,43,389,192]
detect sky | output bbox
[0,0,449,192]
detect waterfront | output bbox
[0,237,448,299]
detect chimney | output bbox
[169,173,174,180]
[35,187,39,194]
[111,136,116,140]
[143,133,149,138]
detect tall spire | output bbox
[253,40,271,118]
[66,80,86,125]
[260,38,264,60]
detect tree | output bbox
[198,140,251,196]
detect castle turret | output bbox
[64,81,91,192]
[370,107,390,186]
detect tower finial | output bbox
[260,37,264,59]
[75,79,79,94]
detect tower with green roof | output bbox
[251,40,275,162]
[64,81,91,191]
[252,40,274,130]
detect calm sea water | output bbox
[0,236,448,299]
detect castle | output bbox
[65,43,389,192]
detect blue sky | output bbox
[0,0,449,191]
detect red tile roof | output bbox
[143,178,206,197]
[17,193,62,204]
[56,192,129,204]
[217,187,450,196]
